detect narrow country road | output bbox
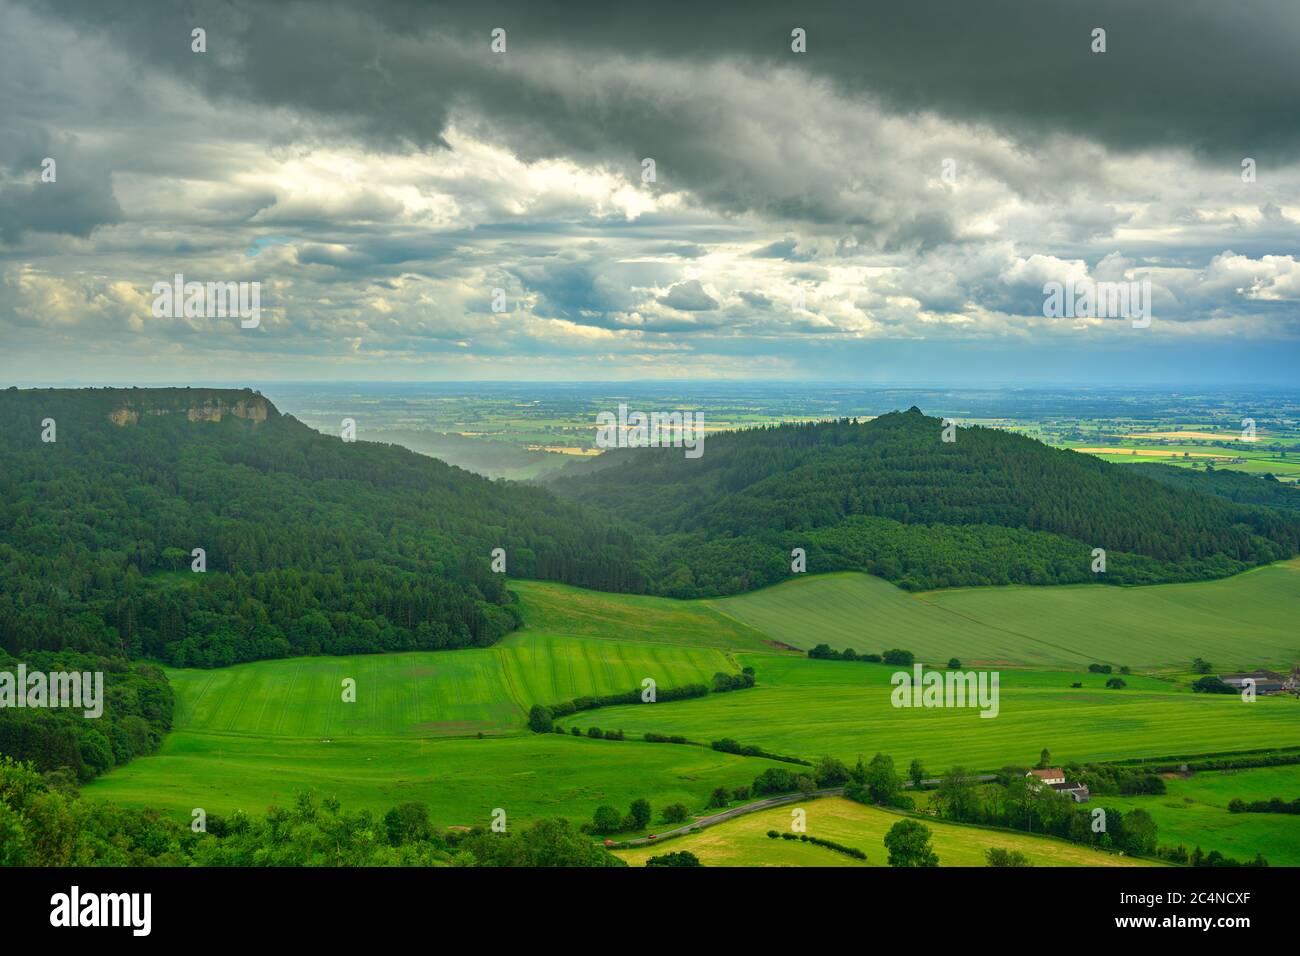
[618,788,845,846]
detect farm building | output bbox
[1218,670,1287,695]
[1027,768,1065,786]
[1026,769,1090,802]
[1050,782,1091,803]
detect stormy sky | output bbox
[2,0,1298,384]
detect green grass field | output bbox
[83,732,794,826]
[82,567,1300,857]
[615,796,1161,867]
[1104,765,1300,867]
[84,625,766,823]
[590,657,1300,770]
[712,573,1043,664]
[714,561,1300,670]
[167,635,735,739]
[512,579,778,652]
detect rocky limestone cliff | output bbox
[104,388,275,426]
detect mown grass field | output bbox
[1104,765,1300,867]
[591,657,1300,770]
[167,635,735,739]
[615,796,1162,867]
[84,628,760,823]
[714,561,1300,670]
[83,732,794,825]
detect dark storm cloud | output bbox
[512,255,654,324]
[0,163,122,244]
[23,0,1300,233]
[0,19,124,244]
[885,211,959,254]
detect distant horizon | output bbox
[6,379,1300,393]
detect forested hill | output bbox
[0,388,642,667]
[547,408,1300,596]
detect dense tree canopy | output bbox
[0,650,172,781]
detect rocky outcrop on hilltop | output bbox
[102,387,275,425]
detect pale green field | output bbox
[514,579,780,652]
[711,573,1047,665]
[616,797,1160,867]
[713,562,1300,670]
[923,560,1300,671]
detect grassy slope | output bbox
[589,657,1300,770]
[616,796,1160,867]
[711,573,1039,664]
[511,579,778,652]
[713,560,1300,669]
[1104,765,1300,867]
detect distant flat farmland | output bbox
[713,562,1300,669]
[1061,441,1300,481]
[1123,431,1248,441]
[1072,447,1228,459]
